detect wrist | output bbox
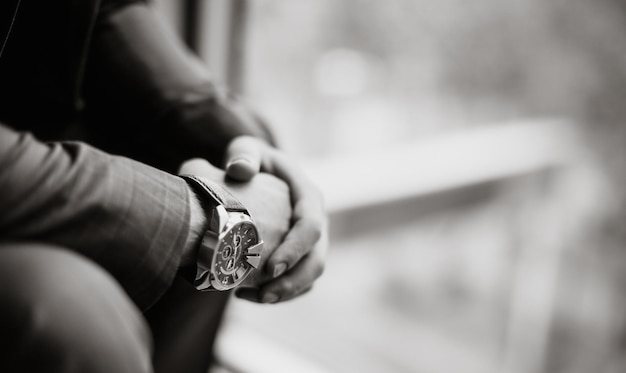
[181,183,209,267]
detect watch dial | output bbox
[214,222,259,288]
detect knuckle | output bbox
[183,158,209,170]
[309,224,323,243]
[234,135,256,147]
[279,238,309,263]
[293,242,311,260]
[268,250,293,269]
[299,286,313,296]
[279,280,296,295]
[283,249,302,266]
[304,184,324,205]
[300,217,322,243]
[313,262,325,279]
[313,186,324,202]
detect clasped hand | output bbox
[179,137,327,303]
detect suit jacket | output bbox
[0,0,271,310]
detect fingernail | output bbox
[262,292,279,303]
[273,263,287,277]
[227,157,251,169]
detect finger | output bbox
[234,287,262,303]
[258,242,326,303]
[178,158,223,179]
[266,192,326,277]
[224,136,263,181]
[267,212,325,277]
[262,155,326,277]
[236,228,326,304]
[234,286,314,304]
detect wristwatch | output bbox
[181,175,263,291]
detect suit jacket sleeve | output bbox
[84,1,274,171]
[0,123,192,310]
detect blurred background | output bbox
[157,1,626,372]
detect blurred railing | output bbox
[152,2,605,372]
[304,119,577,215]
[214,119,583,373]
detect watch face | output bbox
[213,222,259,289]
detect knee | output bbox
[0,243,153,373]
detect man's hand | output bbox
[222,136,328,303]
[179,158,293,294]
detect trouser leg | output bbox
[0,243,153,373]
[145,276,231,373]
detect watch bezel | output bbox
[195,205,263,291]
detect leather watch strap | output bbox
[180,175,247,212]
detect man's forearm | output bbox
[0,124,191,310]
[85,2,274,171]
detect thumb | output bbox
[224,136,262,181]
